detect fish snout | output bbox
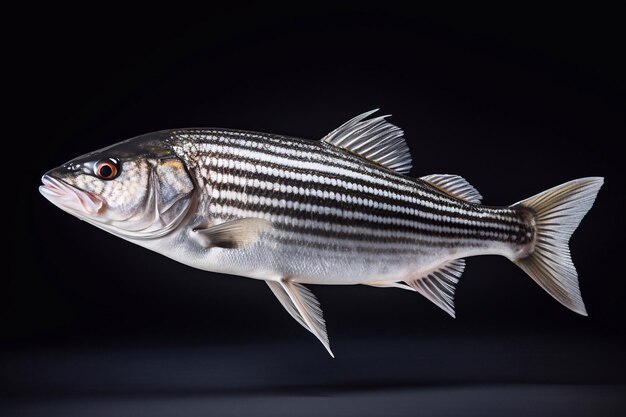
[39,173,104,216]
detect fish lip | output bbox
[39,174,105,216]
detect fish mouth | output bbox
[39,175,104,216]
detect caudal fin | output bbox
[511,177,604,315]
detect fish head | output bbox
[40,131,195,240]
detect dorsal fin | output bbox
[420,174,482,203]
[321,109,412,175]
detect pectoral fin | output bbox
[266,280,333,357]
[193,218,272,249]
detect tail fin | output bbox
[512,177,604,315]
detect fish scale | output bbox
[175,131,530,247]
[40,109,604,357]
[180,133,527,225]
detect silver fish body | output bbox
[40,111,603,356]
[165,129,530,284]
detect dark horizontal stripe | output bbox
[209,194,527,243]
[174,130,465,207]
[269,236,430,254]
[202,166,529,240]
[171,131,532,245]
[174,130,492,217]
[271,216,523,244]
[270,229,491,250]
[195,146,525,229]
[209,207,517,246]
[184,129,430,191]
[210,214,492,252]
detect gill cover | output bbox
[120,157,195,240]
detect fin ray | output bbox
[420,174,482,203]
[366,281,417,292]
[405,259,465,317]
[266,280,309,330]
[193,218,272,248]
[511,177,604,315]
[322,110,412,174]
[267,279,333,357]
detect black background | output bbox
[4,5,626,416]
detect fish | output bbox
[40,110,603,357]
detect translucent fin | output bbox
[420,174,482,203]
[405,259,465,318]
[267,280,333,357]
[321,109,412,174]
[366,281,416,292]
[511,177,604,315]
[266,280,308,330]
[193,218,272,248]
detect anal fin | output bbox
[266,280,333,357]
[405,259,466,318]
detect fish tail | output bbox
[511,177,604,315]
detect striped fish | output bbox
[40,110,603,356]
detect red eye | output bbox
[94,159,119,180]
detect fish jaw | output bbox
[39,174,105,217]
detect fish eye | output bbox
[94,159,119,180]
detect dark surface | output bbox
[2,338,625,416]
[5,5,626,416]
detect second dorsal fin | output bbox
[420,174,483,203]
[321,109,412,175]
